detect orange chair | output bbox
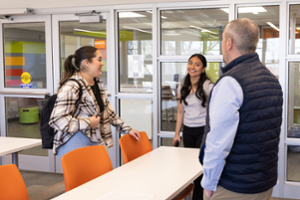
[0,164,29,200]
[171,183,194,200]
[119,131,194,200]
[119,131,153,164]
[61,145,113,192]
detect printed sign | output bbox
[21,84,32,88]
[128,55,144,78]
[21,72,32,84]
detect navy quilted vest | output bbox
[203,53,283,194]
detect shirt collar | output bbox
[222,53,259,74]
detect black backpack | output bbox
[40,79,82,149]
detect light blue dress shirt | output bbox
[201,76,244,191]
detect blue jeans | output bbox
[57,131,99,161]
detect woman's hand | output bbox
[89,115,100,128]
[172,135,181,146]
[129,129,140,141]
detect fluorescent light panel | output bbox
[164,33,181,36]
[74,28,106,34]
[190,25,217,35]
[122,26,151,34]
[220,8,229,13]
[239,7,267,14]
[146,11,167,19]
[266,22,279,31]
[119,12,146,18]
[221,7,267,14]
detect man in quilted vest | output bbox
[200,18,283,200]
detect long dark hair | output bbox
[180,54,209,107]
[58,46,98,90]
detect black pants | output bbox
[183,125,204,200]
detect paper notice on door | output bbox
[94,191,155,200]
[128,55,144,78]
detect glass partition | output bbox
[161,8,228,55]
[289,4,300,54]
[288,62,300,139]
[5,97,47,156]
[59,21,107,87]
[3,23,47,88]
[118,11,153,93]
[237,5,280,78]
[287,144,300,182]
[160,62,221,131]
[119,99,153,143]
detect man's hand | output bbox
[204,189,213,198]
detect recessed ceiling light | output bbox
[119,12,146,18]
[145,11,167,19]
[266,22,279,31]
[122,26,151,34]
[190,25,217,35]
[221,6,267,15]
[239,7,267,14]
[74,28,106,34]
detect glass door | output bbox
[0,15,54,172]
[286,4,300,198]
[52,13,111,172]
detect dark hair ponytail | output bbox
[180,54,210,107]
[58,46,98,91]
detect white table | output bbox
[52,146,202,200]
[0,137,42,167]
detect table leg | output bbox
[12,152,19,167]
[158,136,161,146]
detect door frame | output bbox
[0,14,54,172]
[51,13,118,172]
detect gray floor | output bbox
[20,170,65,200]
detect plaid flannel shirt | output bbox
[49,73,132,154]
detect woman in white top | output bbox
[172,53,213,200]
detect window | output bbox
[59,21,107,87]
[118,11,153,93]
[289,4,300,54]
[161,8,228,55]
[3,23,47,88]
[237,5,280,78]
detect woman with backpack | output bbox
[49,46,140,159]
[172,54,213,200]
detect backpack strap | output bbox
[67,78,83,107]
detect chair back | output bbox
[0,164,29,200]
[61,145,113,192]
[119,131,153,164]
